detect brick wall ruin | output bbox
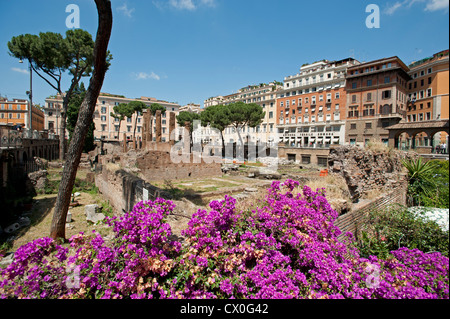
[328,145,415,202]
[95,166,172,214]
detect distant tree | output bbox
[110,103,133,139]
[8,29,112,161]
[149,103,166,116]
[127,101,147,142]
[66,82,95,153]
[201,105,231,157]
[50,0,112,240]
[227,102,265,146]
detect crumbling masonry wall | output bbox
[327,145,415,202]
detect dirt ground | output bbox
[9,191,115,253]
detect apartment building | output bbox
[44,93,181,143]
[204,82,283,147]
[204,96,225,108]
[405,50,449,147]
[345,56,411,146]
[0,97,44,131]
[276,58,359,148]
[179,103,203,114]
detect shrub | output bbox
[357,205,449,259]
[1,180,448,299]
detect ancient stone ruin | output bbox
[328,145,416,202]
[94,108,222,214]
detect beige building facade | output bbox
[44,93,181,144]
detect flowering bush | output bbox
[1,180,448,299]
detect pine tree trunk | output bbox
[59,109,67,161]
[50,0,113,240]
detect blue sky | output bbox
[0,0,448,107]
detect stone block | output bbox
[85,204,105,224]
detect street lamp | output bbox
[19,59,32,133]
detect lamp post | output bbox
[19,59,32,133]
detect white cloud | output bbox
[117,3,135,18]
[134,72,161,81]
[170,0,196,10]
[425,0,449,11]
[11,67,29,75]
[154,0,217,11]
[385,0,449,14]
[385,2,404,15]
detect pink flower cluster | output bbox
[0,180,448,299]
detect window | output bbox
[367,93,372,101]
[365,122,372,129]
[101,124,106,131]
[427,102,431,108]
[419,91,424,99]
[101,116,106,122]
[115,125,120,132]
[427,88,432,97]
[102,101,105,105]
[426,112,431,120]
[127,126,132,132]
[367,79,372,86]
[101,107,107,114]
[382,90,391,99]
[428,68,432,74]
[269,112,273,119]
[318,157,328,167]
[352,95,357,103]
[428,77,432,85]
[384,76,390,84]
[352,82,357,89]
[335,92,340,99]
[302,155,311,164]
[8,104,13,110]
[335,104,340,110]
[17,113,21,119]
[350,123,357,130]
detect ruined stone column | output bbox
[169,112,176,146]
[123,133,127,153]
[149,114,153,142]
[155,110,162,143]
[142,110,149,149]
